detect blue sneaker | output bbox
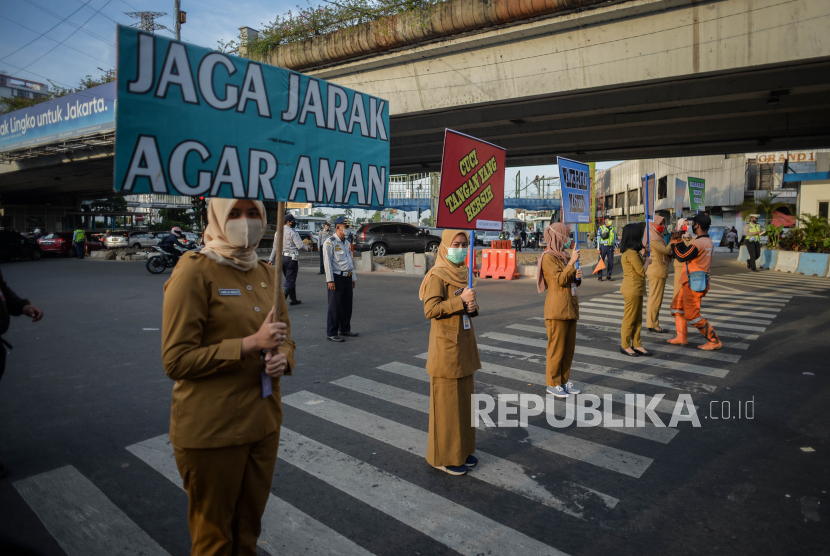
[434,465,467,476]
[465,455,478,468]
[546,385,569,398]
[563,382,580,395]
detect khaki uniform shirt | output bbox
[541,255,580,321]
[423,274,481,379]
[646,241,672,279]
[621,249,646,297]
[162,252,296,449]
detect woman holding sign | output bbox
[619,223,652,356]
[646,215,672,333]
[537,223,582,398]
[162,198,295,555]
[420,230,480,476]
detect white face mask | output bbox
[224,217,263,248]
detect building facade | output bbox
[0,73,49,101]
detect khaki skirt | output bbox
[426,375,476,467]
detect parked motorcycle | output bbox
[146,244,198,274]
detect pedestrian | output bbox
[520,228,527,249]
[744,214,764,272]
[32,229,43,241]
[73,227,86,259]
[323,217,358,342]
[646,215,672,333]
[270,214,308,306]
[0,269,43,478]
[668,213,722,350]
[726,227,738,253]
[419,229,480,476]
[619,223,652,356]
[597,218,616,281]
[513,228,522,252]
[537,223,582,399]
[161,198,295,555]
[317,222,331,275]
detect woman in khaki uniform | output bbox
[619,223,652,356]
[645,215,671,333]
[420,230,480,476]
[162,198,295,556]
[536,223,582,398]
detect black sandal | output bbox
[648,327,667,333]
[633,348,653,356]
[619,347,640,357]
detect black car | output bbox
[353,223,441,257]
[0,229,43,261]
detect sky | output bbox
[0,0,624,219]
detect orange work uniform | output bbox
[670,234,721,347]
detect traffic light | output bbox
[191,196,199,211]
[197,197,206,212]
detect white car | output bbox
[480,231,502,246]
[105,231,160,249]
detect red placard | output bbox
[436,129,506,231]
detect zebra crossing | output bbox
[12,270,826,555]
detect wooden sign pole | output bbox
[273,203,286,319]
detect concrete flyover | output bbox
[250,0,830,174]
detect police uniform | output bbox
[323,218,357,340]
[744,217,763,272]
[270,217,306,305]
[597,223,616,280]
[318,224,331,274]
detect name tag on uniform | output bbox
[463,314,471,330]
[218,289,241,296]
[571,283,578,297]
[334,246,343,252]
[261,370,272,398]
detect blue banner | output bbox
[557,157,590,224]
[642,172,655,221]
[114,25,389,207]
[0,81,115,153]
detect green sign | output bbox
[114,25,390,207]
[688,177,705,210]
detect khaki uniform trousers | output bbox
[427,375,475,467]
[545,319,577,387]
[646,276,667,329]
[173,431,279,556]
[621,295,644,349]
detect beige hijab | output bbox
[536,223,571,293]
[649,215,670,264]
[418,229,473,300]
[199,198,266,272]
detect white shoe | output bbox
[546,385,569,398]
[563,382,580,395]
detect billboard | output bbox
[577,161,596,233]
[557,157,591,224]
[114,25,389,207]
[435,129,506,231]
[0,81,115,153]
[641,173,656,221]
[688,177,705,210]
[674,178,686,217]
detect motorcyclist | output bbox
[161,227,187,265]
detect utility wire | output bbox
[0,0,93,62]
[24,0,115,47]
[18,0,114,74]
[0,15,113,68]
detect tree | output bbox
[370,211,382,222]
[312,210,327,217]
[740,193,789,224]
[90,197,128,212]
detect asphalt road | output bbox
[0,252,828,556]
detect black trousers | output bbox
[600,245,615,277]
[0,344,5,384]
[283,257,299,290]
[746,241,761,271]
[327,273,353,337]
[319,249,324,272]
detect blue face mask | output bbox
[446,247,466,264]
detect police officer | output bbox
[597,218,617,281]
[270,214,308,306]
[744,214,765,272]
[323,217,357,342]
[317,221,331,275]
[73,227,86,260]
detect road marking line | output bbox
[583,300,781,318]
[377,363,678,444]
[481,332,730,378]
[528,317,759,341]
[13,465,171,556]
[614,288,793,302]
[575,313,767,333]
[284,390,624,510]
[279,427,572,556]
[556,320,751,349]
[126,436,373,556]
[579,306,772,326]
[472,345,718,394]
[725,276,830,293]
[506,324,740,363]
